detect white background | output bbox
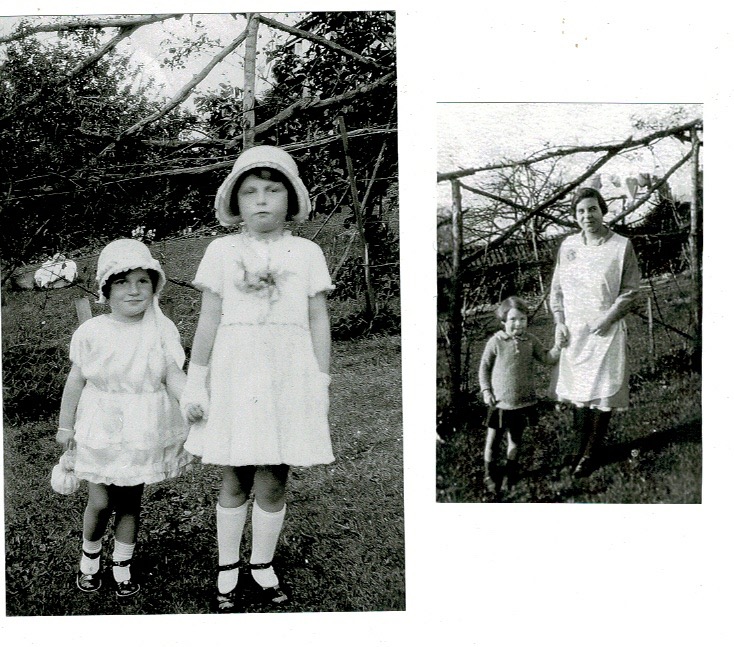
[2,2,732,645]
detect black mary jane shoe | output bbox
[247,562,289,605]
[76,549,102,593]
[215,561,242,613]
[113,558,141,599]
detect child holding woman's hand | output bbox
[478,296,563,495]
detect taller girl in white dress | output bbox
[181,145,334,612]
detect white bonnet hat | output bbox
[96,238,165,304]
[214,145,311,227]
[94,238,184,369]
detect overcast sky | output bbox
[437,102,702,208]
[0,13,304,103]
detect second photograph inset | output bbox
[436,102,702,504]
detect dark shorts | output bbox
[486,406,538,435]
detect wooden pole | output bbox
[530,216,548,313]
[647,296,655,357]
[242,13,260,150]
[689,128,702,353]
[447,179,464,424]
[336,115,376,319]
[74,297,92,324]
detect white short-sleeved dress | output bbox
[70,313,192,486]
[183,231,335,467]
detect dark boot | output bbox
[571,407,591,472]
[483,461,503,495]
[573,409,611,476]
[505,459,520,490]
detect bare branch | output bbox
[6,127,396,200]
[258,14,388,70]
[437,118,702,183]
[458,181,574,228]
[112,27,253,143]
[0,13,183,44]
[485,143,626,250]
[241,71,396,143]
[75,72,396,151]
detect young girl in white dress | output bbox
[56,239,192,597]
[180,145,334,612]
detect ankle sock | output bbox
[112,540,135,583]
[250,501,286,589]
[80,538,102,575]
[216,501,249,594]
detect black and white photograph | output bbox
[436,103,703,503]
[2,2,732,646]
[1,10,403,617]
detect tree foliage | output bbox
[0,28,199,273]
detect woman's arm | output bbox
[57,363,86,447]
[610,240,642,318]
[549,252,570,345]
[589,241,642,335]
[309,291,331,374]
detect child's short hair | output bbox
[101,268,160,300]
[496,295,529,322]
[228,167,300,221]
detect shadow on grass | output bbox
[597,416,702,470]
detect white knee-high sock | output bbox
[80,537,102,575]
[112,540,135,583]
[250,501,286,589]
[216,501,249,594]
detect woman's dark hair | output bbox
[101,268,159,300]
[571,187,608,216]
[496,295,529,322]
[229,167,300,221]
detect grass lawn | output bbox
[437,276,702,504]
[4,334,404,615]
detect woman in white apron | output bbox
[550,187,641,476]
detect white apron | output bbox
[554,232,628,403]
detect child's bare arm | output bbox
[190,289,222,367]
[180,289,222,422]
[308,292,331,374]
[57,363,85,447]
